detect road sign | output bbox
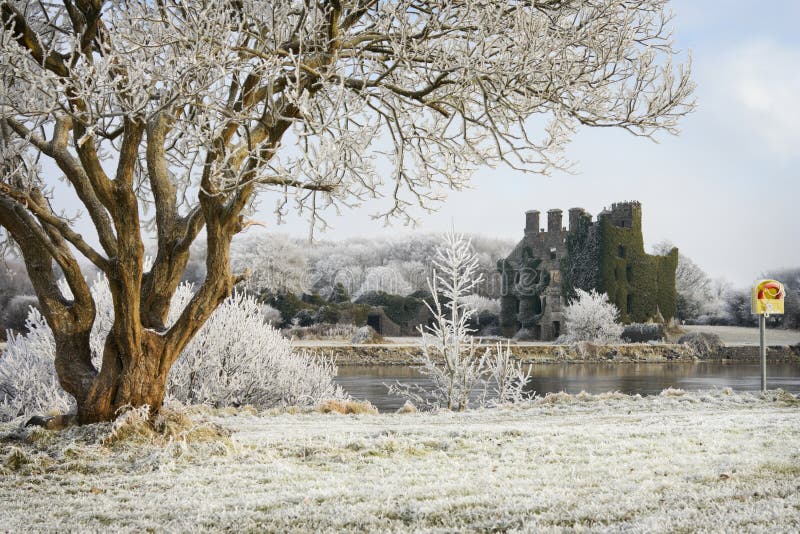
[751,279,785,315]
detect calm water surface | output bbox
[334,362,800,412]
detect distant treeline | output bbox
[2,235,798,337]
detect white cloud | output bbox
[718,41,800,156]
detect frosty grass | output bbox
[1,390,798,532]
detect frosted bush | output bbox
[483,342,532,406]
[562,289,624,343]
[260,304,282,326]
[0,309,71,421]
[167,291,344,408]
[462,295,501,315]
[1,278,344,421]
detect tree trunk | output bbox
[78,330,173,424]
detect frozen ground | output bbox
[682,325,800,346]
[1,390,799,532]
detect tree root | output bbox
[24,414,77,431]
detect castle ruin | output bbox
[498,201,678,340]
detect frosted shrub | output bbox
[461,295,501,315]
[1,275,113,420]
[562,289,624,343]
[0,309,71,421]
[483,342,532,406]
[1,279,343,421]
[168,291,344,408]
[260,304,282,326]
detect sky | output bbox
[261,0,800,288]
[35,1,799,289]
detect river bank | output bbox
[1,390,798,531]
[300,341,800,365]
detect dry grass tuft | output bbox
[574,341,602,359]
[3,446,31,471]
[396,400,417,414]
[316,399,379,415]
[102,402,230,448]
[772,389,800,406]
[538,391,575,405]
[660,387,687,397]
[594,391,630,401]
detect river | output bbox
[334,362,800,412]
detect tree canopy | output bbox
[0,0,693,422]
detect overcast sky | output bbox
[260,0,800,288]
[39,1,799,288]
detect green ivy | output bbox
[561,213,600,300]
[561,205,677,323]
[596,213,677,322]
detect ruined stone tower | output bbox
[498,201,678,341]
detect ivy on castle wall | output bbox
[656,248,679,320]
[596,213,678,323]
[560,216,601,300]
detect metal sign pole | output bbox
[759,314,766,393]
[752,279,784,394]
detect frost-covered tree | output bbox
[462,295,501,316]
[562,289,624,343]
[652,241,735,324]
[355,265,414,298]
[1,278,341,421]
[390,232,529,410]
[0,1,693,422]
[390,232,487,410]
[232,233,309,295]
[303,234,518,298]
[761,268,800,330]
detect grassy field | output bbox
[1,390,799,532]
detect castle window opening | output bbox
[626,294,634,315]
[618,244,626,258]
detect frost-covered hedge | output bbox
[561,289,624,344]
[0,278,344,422]
[621,323,666,343]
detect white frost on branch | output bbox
[389,232,530,410]
[1,0,695,228]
